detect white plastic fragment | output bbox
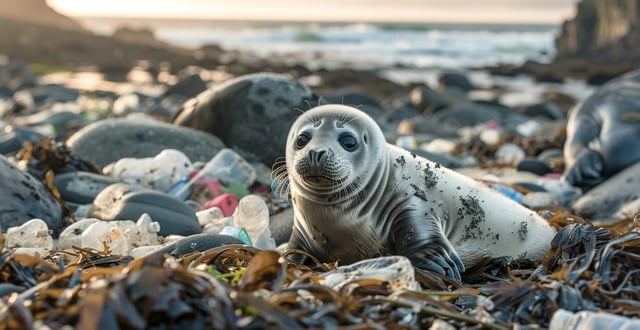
[5,219,54,250]
[320,256,420,291]
[108,149,194,192]
[58,218,129,255]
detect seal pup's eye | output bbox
[296,132,311,149]
[338,133,358,151]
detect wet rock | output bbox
[53,171,120,204]
[382,93,421,124]
[172,72,316,166]
[571,161,640,223]
[141,233,244,258]
[88,183,201,236]
[517,102,564,120]
[437,71,474,92]
[66,117,225,168]
[0,125,46,155]
[0,155,65,236]
[410,85,466,115]
[413,102,519,138]
[26,84,79,108]
[163,73,207,99]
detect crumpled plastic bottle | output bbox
[232,194,276,249]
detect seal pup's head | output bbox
[282,104,386,203]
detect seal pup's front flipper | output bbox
[390,212,465,281]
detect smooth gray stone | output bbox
[0,125,46,155]
[437,71,474,92]
[172,72,316,166]
[89,183,201,236]
[142,233,244,258]
[0,155,65,236]
[517,102,564,120]
[163,73,207,99]
[66,117,225,168]
[53,171,121,204]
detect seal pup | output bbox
[563,69,640,191]
[278,104,556,280]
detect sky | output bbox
[47,0,579,24]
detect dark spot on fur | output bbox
[423,164,437,189]
[396,156,406,166]
[459,195,486,241]
[410,152,416,158]
[518,221,528,240]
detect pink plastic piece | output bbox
[203,193,239,217]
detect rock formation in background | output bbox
[489,0,640,85]
[555,0,640,64]
[0,0,83,30]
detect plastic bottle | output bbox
[232,194,276,249]
[550,309,640,330]
[171,148,256,198]
[79,221,129,255]
[196,206,225,227]
[219,226,252,245]
[116,213,161,248]
[5,219,54,250]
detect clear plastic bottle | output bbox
[171,148,256,198]
[550,309,640,330]
[232,194,276,249]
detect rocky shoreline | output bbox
[1,0,640,328]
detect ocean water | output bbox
[80,18,558,70]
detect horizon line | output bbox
[73,15,566,26]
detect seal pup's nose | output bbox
[308,149,327,165]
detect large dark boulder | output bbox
[0,155,65,236]
[172,73,316,166]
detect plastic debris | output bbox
[108,149,194,192]
[5,219,53,250]
[233,194,276,249]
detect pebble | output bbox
[88,183,201,236]
[0,125,46,155]
[0,155,65,236]
[66,117,225,168]
[53,171,120,204]
[138,233,245,258]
